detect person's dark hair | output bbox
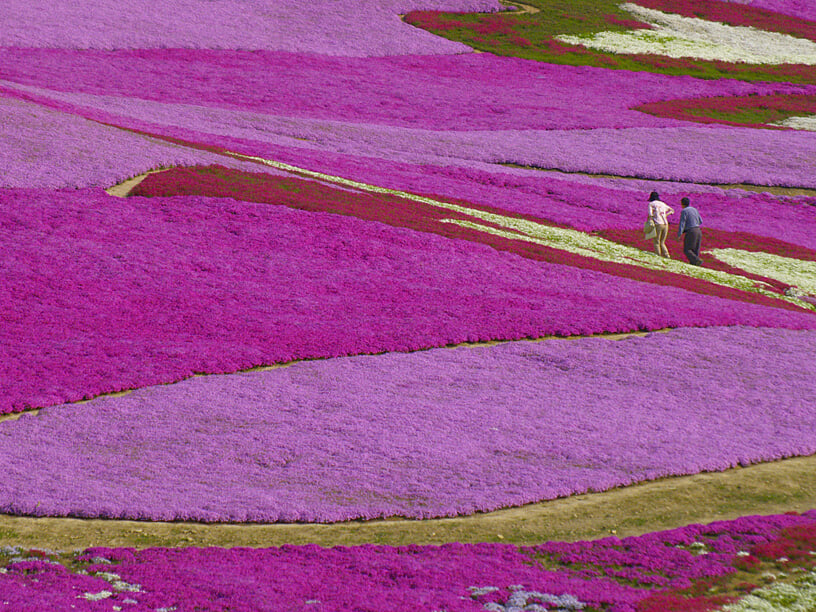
[648,191,660,201]
[681,197,690,207]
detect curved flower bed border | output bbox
[1,511,815,611]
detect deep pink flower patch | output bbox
[3,187,814,414]
[2,511,816,611]
[132,164,813,308]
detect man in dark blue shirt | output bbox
[677,197,703,266]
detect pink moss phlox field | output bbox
[532,512,816,591]
[342,160,816,250]
[2,544,639,612]
[523,510,816,589]
[1,327,815,521]
[3,512,816,611]
[3,188,816,414]
[720,0,816,21]
[0,0,502,55]
[5,83,816,250]
[3,49,814,132]
[0,93,259,189]
[9,78,816,190]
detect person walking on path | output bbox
[677,197,703,265]
[647,191,674,258]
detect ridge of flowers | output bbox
[2,327,816,521]
[218,155,814,311]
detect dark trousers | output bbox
[683,226,702,265]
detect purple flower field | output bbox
[723,0,815,20]
[2,511,815,611]
[5,50,805,131]
[0,93,263,189]
[1,326,814,521]
[0,0,502,54]
[8,77,816,190]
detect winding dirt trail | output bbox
[499,0,540,15]
[1,454,814,550]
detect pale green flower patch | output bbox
[441,218,810,308]
[236,151,812,310]
[775,116,816,131]
[710,249,816,296]
[556,3,816,65]
[721,568,816,612]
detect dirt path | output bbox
[105,168,167,197]
[1,454,813,550]
[499,0,540,14]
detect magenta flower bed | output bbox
[1,326,815,521]
[0,0,501,54]
[719,0,816,21]
[2,511,815,611]
[3,188,815,415]
[3,49,812,132]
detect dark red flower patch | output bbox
[636,0,816,42]
[636,93,816,128]
[637,592,735,612]
[752,523,816,564]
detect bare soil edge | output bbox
[1,454,814,551]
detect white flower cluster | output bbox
[556,3,816,65]
[775,116,816,131]
[710,249,816,296]
[722,568,816,611]
[471,585,585,612]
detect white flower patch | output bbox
[556,3,816,65]
[722,568,816,611]
[775,116,816,131]
[709,249,816,296]
[93,570,143,593]
[80,590,114,601]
